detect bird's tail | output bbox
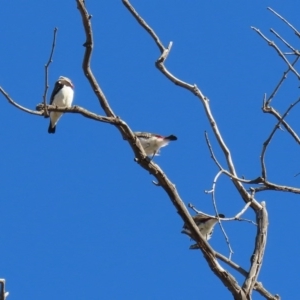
[165,135,177,141]
[48,123,56,134]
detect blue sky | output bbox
[1,1,300,299]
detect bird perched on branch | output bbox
[134,132,177,157]
[48,76,74,134]
[181,213,225,249]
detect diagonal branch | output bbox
[260,97,300,179]
[123,1,262,215]
[251,27,300,80]
[122,0,164,53]
[253,181,300,194]
[265,56,299,106]
[270,28,297,53]
[76,1,246,298]
[121,1,275,299]
[268,7,300,38]
[262,104,300,144]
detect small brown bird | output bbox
[182,213,225,249]
[135,132,177,157]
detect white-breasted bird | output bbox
[48,76,74,134]
[134,132,177,157]
[181,213,225,249]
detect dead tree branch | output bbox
[267,7,300,38]
[0,86,42,116]
[76,1,246,297]
[242,202,268,298]
[260,98,300,179]
[43,27,58,117]
[121,1,277,299]
[251,27,300,79]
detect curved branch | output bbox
[260,98,300,179]
[76,0,115,117]
[0,86,42,116]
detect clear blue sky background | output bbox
[1,1,300,299]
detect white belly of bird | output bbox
[198,221,216,241]
[50,86,74,127]
[138,136,170,156]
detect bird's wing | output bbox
[182,214,211,229]
[49,81,63,105]
[135,132,160,139]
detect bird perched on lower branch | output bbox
[134,132,177,157]
[48,76,74,134]
[181,213,225,249]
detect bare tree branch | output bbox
[242,202,268,298]
[253,181,300,194]
[263,104,300,144]
[260,97,300,179]
[270,28,298,53]
[43,27,58,117]
[265,56,299,106]
[76,0,116,118]
[267,7,300,38]
[76,1,247,297]
[251,26,300,79]
[120,1,279,299]
[215,253,280,300]
[0,86,42,116]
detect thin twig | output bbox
[252,181,300,194]
[122,0,164,53]
[204,131,223,170]
[260,97,300,179]
[189,202,256,225]
[0,86,42,115]
[263,104,300,144]
[268,7,300,38]
[43,27,58,117]
[206,170,234,259]
[270,28,297,53]
[265,54,295,106]
[251,26,300,80]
